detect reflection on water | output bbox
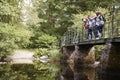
[98,68,120,80]
[60,60,120,80]
[0,64,35,80]
[60,63,74,80]
[0,62,120,80]
[60,62,95,80]
[0,62,60,80]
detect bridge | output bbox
[60,5,120,80]
[61,9,120,46]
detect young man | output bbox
[96,12,106,38]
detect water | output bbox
[0,62,120,80]
[0,62,60,80]
[60,62,120,80]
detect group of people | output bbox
[82,12,106,40]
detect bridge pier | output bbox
[98,43,120,80]
[61,45,95,69]
[73,45,95,70]
[61,46,75,61]
[108,43,120,69]
[61,42,120,80]
[60,45,96,80]
[99,43,120,70]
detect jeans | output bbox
[93,25,99,38]
[88,29,92,40]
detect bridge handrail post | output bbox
[116,20,119,37]
[111,5,115,38]
[75,27,79,44]
[68,30,70,45]
[82,25,84,41]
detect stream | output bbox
[0,61,120,80]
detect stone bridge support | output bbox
[99,43,120,70]
[61,45,95,68]
[107,43,120,70]
[60,45,96,80]
[98,43,120,80]
[74,45,95,68]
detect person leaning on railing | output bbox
[82,18,89,40]
[89,15,99,39]
[96,12,106,38]
[82,12,106,40]
[87,15,93,40]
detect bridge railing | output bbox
[61,5,120,47]
[113,9,120,37]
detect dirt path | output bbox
[9,50,34,64]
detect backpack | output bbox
[99,15,106,22]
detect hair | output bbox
[96,12,101,16]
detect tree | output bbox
[0,0,33,56]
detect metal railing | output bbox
[61,5,120,47]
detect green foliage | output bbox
[0,23,32,56]
[0,0,20,24]
[36,0,74,34]
[34,61,59,80]
[34,56,60,80]
[33,49,60,80]
[30,32,58,48]
[49,49,62,59]
[13,25,33,48]
[34,48,61,59]
[94,45,104,61]
[72,7,109,28]
[36,34,58,48]
[0,23,17,55]
[0,1,18,16]
[34,48,49,58]
[0,0,33,56]
[0,64,38,80]
[0,62,58,80]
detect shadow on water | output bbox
[60,59,120,80]
[60,63,74,80]
[60,61,95,80]
[97,68,120,80]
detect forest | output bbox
[0,0,120,59]
[1,0,120,80]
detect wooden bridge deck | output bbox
[78,37,120,45]
[62,37,120,47]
